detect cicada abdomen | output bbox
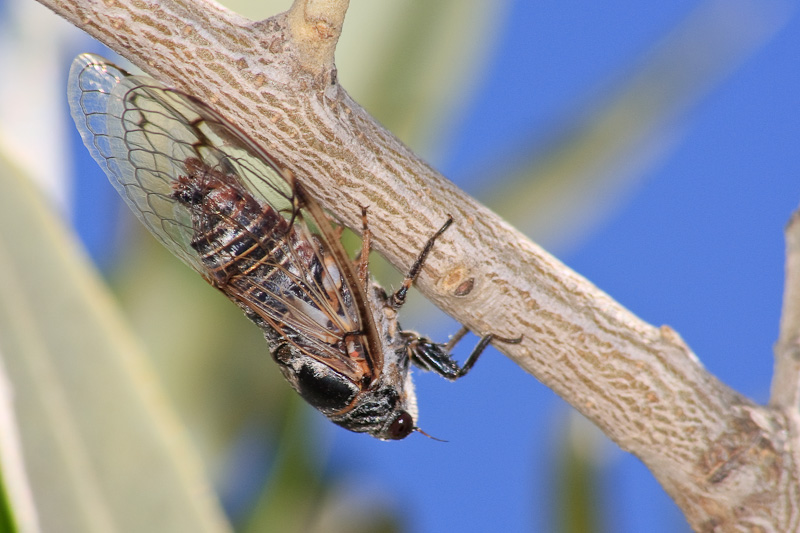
[171,157,380,420]
[67,53,515,440]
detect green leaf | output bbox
[0,459,20,533]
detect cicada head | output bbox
[272,337,420,440]
[276,284,420,440]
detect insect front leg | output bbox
[389,216,454,310]
[404,326,522,381]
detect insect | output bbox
[67,54,515,440]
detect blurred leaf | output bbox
[0,479,17,533]
[242,396,324,533]
[554,412,609,533]
[0,152,231,533]
[112,230,293,479]
[0,0,75,210]
[0,464,20,533]
[0,356,35,533]
[482,0,792,252]
[242,396,400,533]
[337,0,509,154]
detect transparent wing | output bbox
[67,53,294,270]
[67,53,383,381]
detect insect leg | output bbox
[406,328,521,381]
[389,216,454,310]
[441,324,469,352]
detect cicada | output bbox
[67,54,511,440]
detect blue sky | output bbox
[47,0,800,532]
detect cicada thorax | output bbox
[171,157,381,414]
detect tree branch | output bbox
[772,209,800,408]
[40,0,800,529]
[285,0,348,74]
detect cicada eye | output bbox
[386,411,414,440]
